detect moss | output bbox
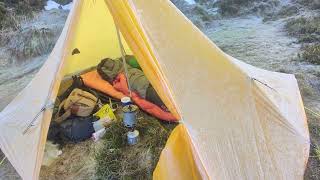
[95,110,177,180]
[302,44,320,65]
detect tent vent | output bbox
[72,48,80,55]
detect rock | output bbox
[54,0,73,6]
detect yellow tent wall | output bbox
[63,0,131,75]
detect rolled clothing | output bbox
[97,57,165,107]
[146,85,165,108]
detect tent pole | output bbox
[0,156,6,167]
[115,26,132,98]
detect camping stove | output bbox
[122,104,138,128]
[122,104,139,145]
[127,130,139,145]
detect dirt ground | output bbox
[39,141,96,180]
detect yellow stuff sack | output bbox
[94,104,116,121]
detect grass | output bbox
[285,17,320,65]
[315,145,320,161]
[95,109,177,180]
[304,109,320,179]
[285,17,320,43]
[263,5,299,21]
[297,0,320,9]
[40,140,97,180]
[193,5,213,22]
[302,44,320,65]
[0,0,41,31]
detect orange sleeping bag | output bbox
[113,73,177,122]
[81,70,126,100]
[81,71,178,122]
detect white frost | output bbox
[62,2,73,10]
[44,0,60,10]
[185,0,196,5]
[44,0,73,11]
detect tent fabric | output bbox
[154,124,208,180]
[0,1,80,179]
[0,0,309,180]
[106,0,309,179]
[105,0,181,120]
[62,0,131,75]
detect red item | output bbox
[81,71,178,122]
[113,73,178,122]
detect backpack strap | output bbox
[54,100,71,124]
[57,76,85,103]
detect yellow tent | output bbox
[0,0,310,179]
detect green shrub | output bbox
[218,0,256,16]
[277,5,299,18]
[285,17,307,36]
[193,5,213,22]
[0,0,44,31]
[0,3,7,28]
[299,34,320,43]
[285,17,320,43]
[302,44,320,65]
[0,2,20,30]
[297,0,320,9]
